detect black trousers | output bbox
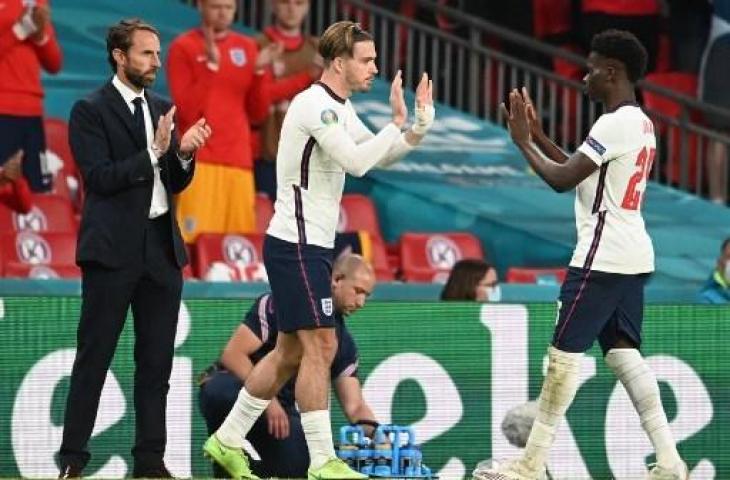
[59,213,183,471]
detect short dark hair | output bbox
[440,259,493,301]
[106,18,159,73]
[590,29,648,83]
[722,237,730,252]
[319,21,373,65]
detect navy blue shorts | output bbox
[264,235,335,332]
[0,115,52,192]
[552,267,650,354]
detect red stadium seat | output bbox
[0,193,76,233]
[44,117,84,210]
[506,267,567,285]
[338,194,384,241]
[3,262,80,279]
[255,193,274,234]
[369,233,394,281]
[1,231,77,276]
[399,232,484,283]
[194,233,265,281]
[642,73,702,188]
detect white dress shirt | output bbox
[112,75,169,219]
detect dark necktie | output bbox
[132,97,147,147]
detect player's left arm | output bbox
[334,376,379,438]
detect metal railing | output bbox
[181,0,730,202]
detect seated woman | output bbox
[440,258,500,302]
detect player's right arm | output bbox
[219,324,262,382]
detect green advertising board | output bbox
[0,297,727,479]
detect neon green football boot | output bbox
[307,457,368,480]
[202,434,259,480]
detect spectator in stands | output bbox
[167,0,279,243]
[440,259,501,302]
[699,0,730,204]
[198,254,380,478]
[0,149,32,213]
[698,237,730,303]
[0,0,62,192]
[254,0,321,200]
[579,0,662,72]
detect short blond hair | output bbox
[319,21,373,65]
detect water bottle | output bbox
[372,441,392,476]
[357,437,374,475]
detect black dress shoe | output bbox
[58,465,83,479]
[132,464,175,478]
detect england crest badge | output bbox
[229,48,247,67]
[321,297,333,316]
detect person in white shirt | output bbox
[203,20,435,480]
[473,30,688,480]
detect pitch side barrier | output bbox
[0,292,726,479]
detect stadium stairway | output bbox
[44,0,730,290]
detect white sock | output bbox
[522,346,582,472]
[605,348,682,467]
[302,410,337,470]
[215,387,269,448]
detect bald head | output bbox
[331,254,375,316]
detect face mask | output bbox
[485,285,502,302]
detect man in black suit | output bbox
[58,18,211,479]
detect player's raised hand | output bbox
[180,117,212,155]
[521,87,544,141]
[412,72,435,136]
[390,69,407,128]
[500,89,530,145]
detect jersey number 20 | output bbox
[621,147,656,210]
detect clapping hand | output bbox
[152,106,176,156]
[412,72,435,135]
[29,4,50,43]
[179,117,212,155]
[500,89,530,145]
[390,70,406,128]
[255,42,284,70]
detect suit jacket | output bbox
[69,80,194,269]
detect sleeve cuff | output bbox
[577,143,603,166]
[147,147,160,167]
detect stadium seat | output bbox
[44,117,84,209]
[642,72,702,188]
[338,194,384,241]
[194,232,265,281]
[0,193,77,233]
[3,263,80,279]
[1,231,77,277]
[505,267,567,285]
[399,232,484,283]
[255,193,274,234]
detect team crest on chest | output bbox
[320,109,338,125]
[229,48,247,67]
[321,297,333,316]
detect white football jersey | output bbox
[572,103,656,274]
[267,82,413,248]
